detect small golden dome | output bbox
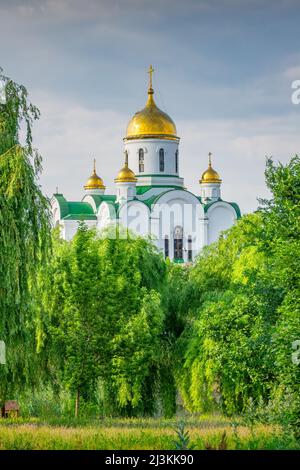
[84,159,105,190]
[125,65,178,141]
[200,153,222,184]
[115,153,137,183]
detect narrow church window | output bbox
[159,148,164,172]
[174,226,183,260]
[164,236,169,258]
[139,149,144,172]
[188,235,192,262]
[175,150,178,173]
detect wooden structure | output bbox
[1,400,20,418]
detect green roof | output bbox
[53,194,69,218]
[63,214,97,221]
[53,194,97,221]
[203,199,221,212]
[85,194,116,208]
[229,202,242,219]
[67,202,95,215]
[204,199,241,219]
[142,189,176,208]
[136,185,183,195]
[139,185,190,207]
[142,194,160,208]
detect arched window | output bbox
[175,150,178,173]
[159,148,164,172]
[174,226,183,260]
[188,235,193,262]
[139,149,144,172]
[164,235,169,258]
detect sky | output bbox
[1,0,300,213]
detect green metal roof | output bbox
[204,199,241,219]
[53,194,69,218]
[136,185,183,195]
[67,202,95,215]
[229,202,242,219]
[142,190,175,208]
[141,187,193,208]
[85,194,117,208]
[203,199,221,212]
[63,214,97,221]
[136,186,153,195]
[53,194,97,221]
[142,194,160,208]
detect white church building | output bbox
[51,67,241,263]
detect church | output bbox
[51,66,241,262]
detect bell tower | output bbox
[123,66,183,188]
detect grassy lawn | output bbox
[0,415,297,450]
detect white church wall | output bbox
[151,190,205,260]
[135,175,184,187]
[118,201,150,237]
[124,138,179,176]
[116,181,136,203]
[51,198,62,227]
[200,182,221,202]
[82,194,98,212]
[97,202,117,231]
[207,203,237,244]
[62,220,97,241]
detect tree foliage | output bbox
[38,225,168,416]
[176,156,300,437]
[0,68,51,399]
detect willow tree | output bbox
[0,67,51,399]
[38,225,168,418]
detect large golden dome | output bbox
[125,66,178,141]
[200,153,222,184]
[84,160,105,190]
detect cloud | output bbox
[179,115,300,214]
[31,89,127,196]
[32,90,300,215]
[1,0,300,218]
[284,66,300,80]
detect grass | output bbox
[0,415,298,450]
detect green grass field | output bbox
[0,415,298,450]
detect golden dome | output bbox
[200,153,222,184]
[125,65,178,141]
[84,159,105,190]
[115,153,137,183]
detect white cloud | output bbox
[31,90,300,215]
[179,115,300,213]
[284,65,300,80]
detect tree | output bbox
[176,155,300,435]
[38,225,167,417]
[260,156,300,437]
[0,67,51,400]
[177,213,279,414]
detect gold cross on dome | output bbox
[93,158,96,174]
[148,65,154,89]
[208,152,212,166]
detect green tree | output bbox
[176,155,300,434]
[0,67,51,400]
[39,225,167,417]
[260,156,300,437]
[177,214,279,414]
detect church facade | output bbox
[51,67,241,263]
